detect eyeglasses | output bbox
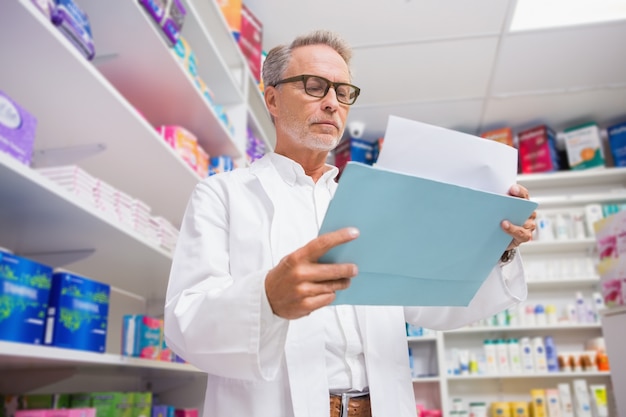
[272,74,361,105]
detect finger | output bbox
[300,227,360,262]
[286,260,358,284]
[508,184,529,200]
[501,220,533,248]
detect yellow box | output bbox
[492,402,511,417]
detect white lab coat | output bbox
[164,154,527,417]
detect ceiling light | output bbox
[510,0,626,31]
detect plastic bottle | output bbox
[483,339,498,374]
[532,336,548,373]
[496,338,510,374]
[584,204,604,237]
[520,337,535,373]
[534,304,546,326]
[575,292,587,323]
[507,338,522,373]
[544,336,559,372]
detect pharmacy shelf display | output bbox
[409,166,626,416]
[0,0,272,410]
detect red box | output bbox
[239,4,263,82]
[518,125,560,174]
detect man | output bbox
[164,30,535,417]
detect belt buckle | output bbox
[340,391,369,417]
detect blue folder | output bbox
[319,162,538,307]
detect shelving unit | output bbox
[0,0,272,412]
[409,167,626,415]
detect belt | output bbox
[330,392,371,417]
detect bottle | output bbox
[520,337,535,373]
[544,336,559,372]
[554,212,570,240]
[483,339,498,374]
[507,338,522,373]
[534,304,546,326]
[545,304,558,325]
[592,292,606,323]
[584,204,604,237]
[536,213,555,241]
[496,338,510,374]
[532,336,548,373]
[575,292,587,323]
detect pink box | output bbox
[14,411,48,417]
[518,125,560,174]
[175,409,198,417]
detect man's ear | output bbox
[264,86,279,119]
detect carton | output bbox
[518,125,560,174]
[43,271,110,353]
[122,315,163,359]
[562,123,605,170]
[608,121,626,167]
[0,251,52,344]
[0,91,38,165]
[480,127,515,147]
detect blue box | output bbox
[43,271,110,353]
[152,405,175,417]
[0,251,52,345]
[608,121,626,167]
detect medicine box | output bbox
[0,90,38,165]
[122,314,163,359]
[152,405,175,417]
[608,121,626,167]
[132,392,153,417]
[239,4,263,82]
[43,271,110,353]
[0,251,52,345]
[480,127,515,147]
[90,392,132,417]
[518,125,560,174]
[562,122,605,170]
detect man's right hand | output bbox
[265,227,360,319]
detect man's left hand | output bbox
[501,184,536,250]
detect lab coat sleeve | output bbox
[163,177,289,381]
[404,254,527,330]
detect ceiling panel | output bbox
[244,0,512,49]
[492,21,626,94]
[351,37,500,104]
[348,99,485,139]
[481,89,626,133]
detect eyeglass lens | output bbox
[304,76,357,104]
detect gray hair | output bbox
[262,30,353,89]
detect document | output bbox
[319,116,538,307]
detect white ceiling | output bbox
[243,0,626,142]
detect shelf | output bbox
[0,152,173,301]
[0,0,200,227]
[517,167,626,192]
[408,335,438,342]
[412,376,441,383]
[532,190,626,209]
[80,0,242,159]
[519,238,596,254]
[526,277,600,290]
[0,340,204,393]
[446,370,611,381]
[446,323,602,335]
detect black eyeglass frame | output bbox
[271,74,361,105]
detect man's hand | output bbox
[501,184,536,250]
[265,227,360,319]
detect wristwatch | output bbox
[500,248,516,263]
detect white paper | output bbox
[375,116,518,195]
